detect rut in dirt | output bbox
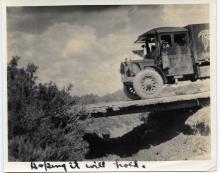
[83,108,200,159]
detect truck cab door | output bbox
[160,33,194,76]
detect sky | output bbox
[7,5,209,96]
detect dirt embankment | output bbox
[82,106,210,161]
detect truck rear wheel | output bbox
[133,68,163,99]
[123,84,140,100]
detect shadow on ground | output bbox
[83,107,200,159]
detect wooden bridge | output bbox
[70,92,210,119]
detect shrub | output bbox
[8,56,88,161]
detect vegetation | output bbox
[73,90,127,105]
[8,56,127,161]
[8,56,88,161]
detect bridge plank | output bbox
[70,92,210,119]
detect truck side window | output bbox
[161,35,172,49]
[174,34,186,46]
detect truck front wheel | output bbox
[133,68,163,99]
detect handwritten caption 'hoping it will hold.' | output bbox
[31,160,147,172]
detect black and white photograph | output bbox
[2,1,217,172]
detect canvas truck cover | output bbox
[185,23,209,61]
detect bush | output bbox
[8,56,88,161]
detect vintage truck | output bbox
[120,23,210,99]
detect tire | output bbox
[133,68,163,99]
[123,84,140,100]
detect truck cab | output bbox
[120,23,209,99]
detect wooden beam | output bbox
[70,92,210,119]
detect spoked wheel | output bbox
[123,84,140,100]
[133,68,163,99]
